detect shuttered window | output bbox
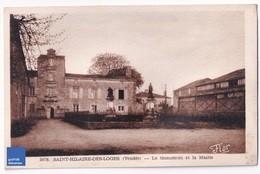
[73,104,79,112]
[69,88,73,98]
[88,88,92,99]
[72,88,79,98]
[79,88,83,98]
[119,90,124,99]
[114,89,118,99]
[124,89,128,99]
[97,88,101,99]
[88,88,96,99]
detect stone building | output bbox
[173,69,245,116]
[136,91,172,106]
[27,49,136,119]
[10,14,29,122]
[136,91,172,114]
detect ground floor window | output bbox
[29,104,35,113]
[118,106,125,112]
[73,104,79,112]
[91,105,97,113]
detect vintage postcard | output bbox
[4,5,257,169]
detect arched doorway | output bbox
[50,107,54,119]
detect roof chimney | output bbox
[101,64,108,76]
[47,48,56,58]
[126,66,131,77]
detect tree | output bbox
[11,13,67,70]
[10,13,67,120]
[88,53,144,88]
[88,53,130,74]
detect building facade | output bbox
[27,49,136,119]
[10,15,29,122]
[136,91,172,113]
[137,91,172,106]
[173,69,245,116]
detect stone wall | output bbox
[10,15,29,122]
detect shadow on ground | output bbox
[26,148,134,156]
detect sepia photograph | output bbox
[4,4,257,168]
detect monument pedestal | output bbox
[104,101,116,121]
[143,99,159,122]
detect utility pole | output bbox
[164,84,167,105]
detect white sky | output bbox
[38,6,245,96]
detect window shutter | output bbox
[114,89,118,99]
[69,88,73,98]
[97,88,101,99]
[125,106,128,114]
[79,88,83,98]
[93,89,96,99]
[88,88,92,99]
[125,89,128,99]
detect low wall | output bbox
[64,118,160,129]
[160,113,245,128]
[64,112,144,122]
[64,112,245,129]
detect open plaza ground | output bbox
[11,119,245,156]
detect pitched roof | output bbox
[210,68,245,83]
[136,91,172,99]
[65,73,102,78]
[175,68,245,90]
[38,54,65,59]
[175,78,212,91]
[65,73,133,80]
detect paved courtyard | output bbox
[11,119,245,155]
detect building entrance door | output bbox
[50,107,54,119]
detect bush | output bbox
[65,112,105,122]
[11,117,38,137]
[64,112,144,122]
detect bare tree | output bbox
[11,13,67,70]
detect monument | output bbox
[144,83,159,122]
[105,87,116,119]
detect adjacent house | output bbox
[136,91,172,113]
[173,69,245,116]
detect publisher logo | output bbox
[7,147,26,166]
